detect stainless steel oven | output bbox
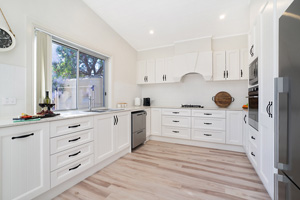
[248,86,259,130]
[249,57,258,85]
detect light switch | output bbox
[2,97,17,105]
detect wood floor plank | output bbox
[53,141,271,200]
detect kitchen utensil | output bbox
[212,91,234,108]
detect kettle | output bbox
[134,97,141,106]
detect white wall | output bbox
[142,74,248,109]
[0,0,140,117]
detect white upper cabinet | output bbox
[195,51,213,80]
[137,59,156,84]
[240,48,249,80]
[226,49,240,80]
[213,50,245,81]
[213,51,226,80]
[155,57,176,83]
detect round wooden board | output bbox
[213,91,233,108]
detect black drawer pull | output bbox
[12,133,34,140]
[251,136,256,140]
[204,113,212,115]
[251,152,255,157]
[172,120,180,123]
[204,134,212,136]
[68,124,81,128]
[204,123,212,125]
[172,112,179,114]
[69,137,81,142]
[172,131,179,133]
[69,151,81,157]
[69,164,81,171]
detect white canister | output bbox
[134,97,141,106]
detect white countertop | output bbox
[0,106,245,129]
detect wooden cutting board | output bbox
[213,91,234,108]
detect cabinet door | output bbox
[155,58,165,83]
[151,108,162,136]
[1,123,50,200]
[240,49,249,80]
[164,57,176,83]
[94,114,115,164]
[137,60,147,84]
[146,59,156,83]
[114,112,130,153]
[242,111,249,153]
[195,51,213,80]
[226,49,240,80]
[249,25,257,63]
[213,51,226,80]
[145,109,151,138]
[226,111,243,145]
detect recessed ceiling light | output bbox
[149,30,154,34]
[220,15,225,20]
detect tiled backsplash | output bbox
[0,63,26,118]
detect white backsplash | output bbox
[141,74,248,109]
[0,63,26,117]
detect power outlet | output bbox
[2,97,17,105]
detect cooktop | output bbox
[181,104,204,108]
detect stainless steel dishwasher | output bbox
[131,111,146,149]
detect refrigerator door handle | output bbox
[275,173,289,200]
[274,77,290,171]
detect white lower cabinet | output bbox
[114,112,131,153]
[192,117,225,131]
[145,109,151,138]
[0,123,50,200]
[192,129,225,144]
[151,108,162,136]
[242,111,249,153]
[248,127,260,171]
[225,111,243,145]
[162,126,190,139]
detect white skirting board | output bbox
[149,135,245,152]
[33,147,130,200]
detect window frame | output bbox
[51,37,108,111]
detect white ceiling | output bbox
[82,0,250,51]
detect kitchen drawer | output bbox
[51,129,93,154]
[192,110,225,118]
[162,126,191,139]
[192,117,225,131]
[162,109,191,116]
[50,116,93,137]
[162,116,190,128]
[249,126,259,148]
[192,129,225,144]
[248,142,259,169]
[51,154,94,188]
[51,142,93,171]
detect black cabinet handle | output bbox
[69,151,81,157]
[223,71,225,78]
[204,113,212,115]
[244,115,247,124]
[172,112,179,114]
[12,133,34,140]
[116,116,118,125]
[204,123,212,125]
[268,101,273,118]
[251,136,256,140]
[226,70,229,78]
[250,45,254,56]
[165,75,167,81]
[172,120,179,123]
[144,76,146,82]
[146,76,148,82]
[204,134,212,136]
[172,131,179,133]
[241,69,243,77]
[68,124,81,129]
[68,137,81,142]
[69,164,81,171]
[251,152,255,157]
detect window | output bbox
[52,40,106,110]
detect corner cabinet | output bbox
[226,111,243,145]
[137,60,156,84]
[94,112,130,164]
[150,108,162,136]
[0,123,50,200]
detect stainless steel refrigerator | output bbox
[275,0,300,199]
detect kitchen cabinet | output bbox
[145,109,151,139]
[195,51,213,80]
[137,59,156,84]
[242,110,249,153]
[0,123,50,200]
[240,49,249,80]
[213,50,243,81]
[248,25,257,63]
[114,112,131,153]
[150,108,161,136]
[226,111,243,145]
[94,114,115,164]
[248,127,260,170]
[156,57,176,83]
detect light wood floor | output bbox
[53,141,271,200]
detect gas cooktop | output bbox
[181,104,204,108]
